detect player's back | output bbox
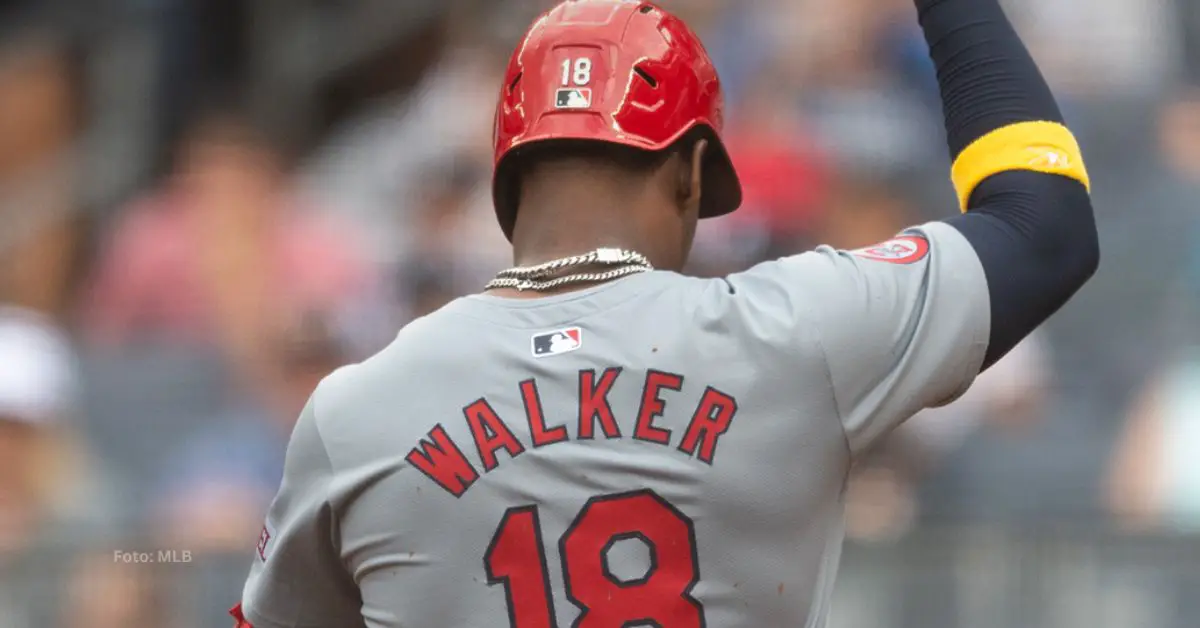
[331,270,849,627]
[242,223,990,627]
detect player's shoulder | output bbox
[704,223,963,331]
[313,310,455,402]
[302,311,467,464]
[722,222,968,289]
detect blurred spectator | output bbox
[690,112,832,276]
[1070,88,1200,426]
[658,0,770,108]
[1108,347,1200,533]
[403,264,460,319]
[146,311,349,628]
[763,0,943,174]
[812,171,925,250]
[1107,200,1200,532]
[0,307,137,628]
[1004,0,1178,96]
[0,28,86,319]
[399,156,507,304]
[151,311,347,553]
[299,22,508,268]
[0,307,89,551]
[82,108,383,374]
[845,333,1052,540]
[0,26,151,627]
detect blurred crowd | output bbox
[1,0,1200,626]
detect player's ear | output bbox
[677,138,708,215]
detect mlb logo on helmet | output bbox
[531,327,582,357]
[555,87,592,109]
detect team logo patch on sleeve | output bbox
[532,327,582,357]
[851,235,929,264]
[555,88,592,109]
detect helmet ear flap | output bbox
[493,151,523,242]
[699,132,740,222]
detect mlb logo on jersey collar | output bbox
[532,327,582,357]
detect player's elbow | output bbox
[975,170,1099,292]
[1073,207,1100,286]
[1045,178,1099,293]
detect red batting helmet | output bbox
[491,0,742,241]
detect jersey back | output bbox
[239,222,990,628]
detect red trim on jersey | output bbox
[230,603,253,627]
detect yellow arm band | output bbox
[950,120,1090,212]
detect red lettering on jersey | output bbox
[578,368,622,439]
[520,379,568,447]
[678,387,738,464]
[405,424,480,497]
[634,370,683,445]
[465,399,526,471]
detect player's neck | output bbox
[488,196,665,299]
[510,194,663,269]
[510,238,647,267]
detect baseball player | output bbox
[232,0,1098,626]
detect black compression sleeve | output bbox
[916,0,1064,155]
[916,0,1099,369]
[945,174,1096,368]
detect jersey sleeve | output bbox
[238,390,362,628]
[727,221,991,457]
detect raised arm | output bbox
[919,0,1100,369]
[720,0,1098,456]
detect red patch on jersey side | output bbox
[851,235,929,264]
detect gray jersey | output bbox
[239,221,989,628]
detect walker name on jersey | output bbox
[404,368,739,497]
